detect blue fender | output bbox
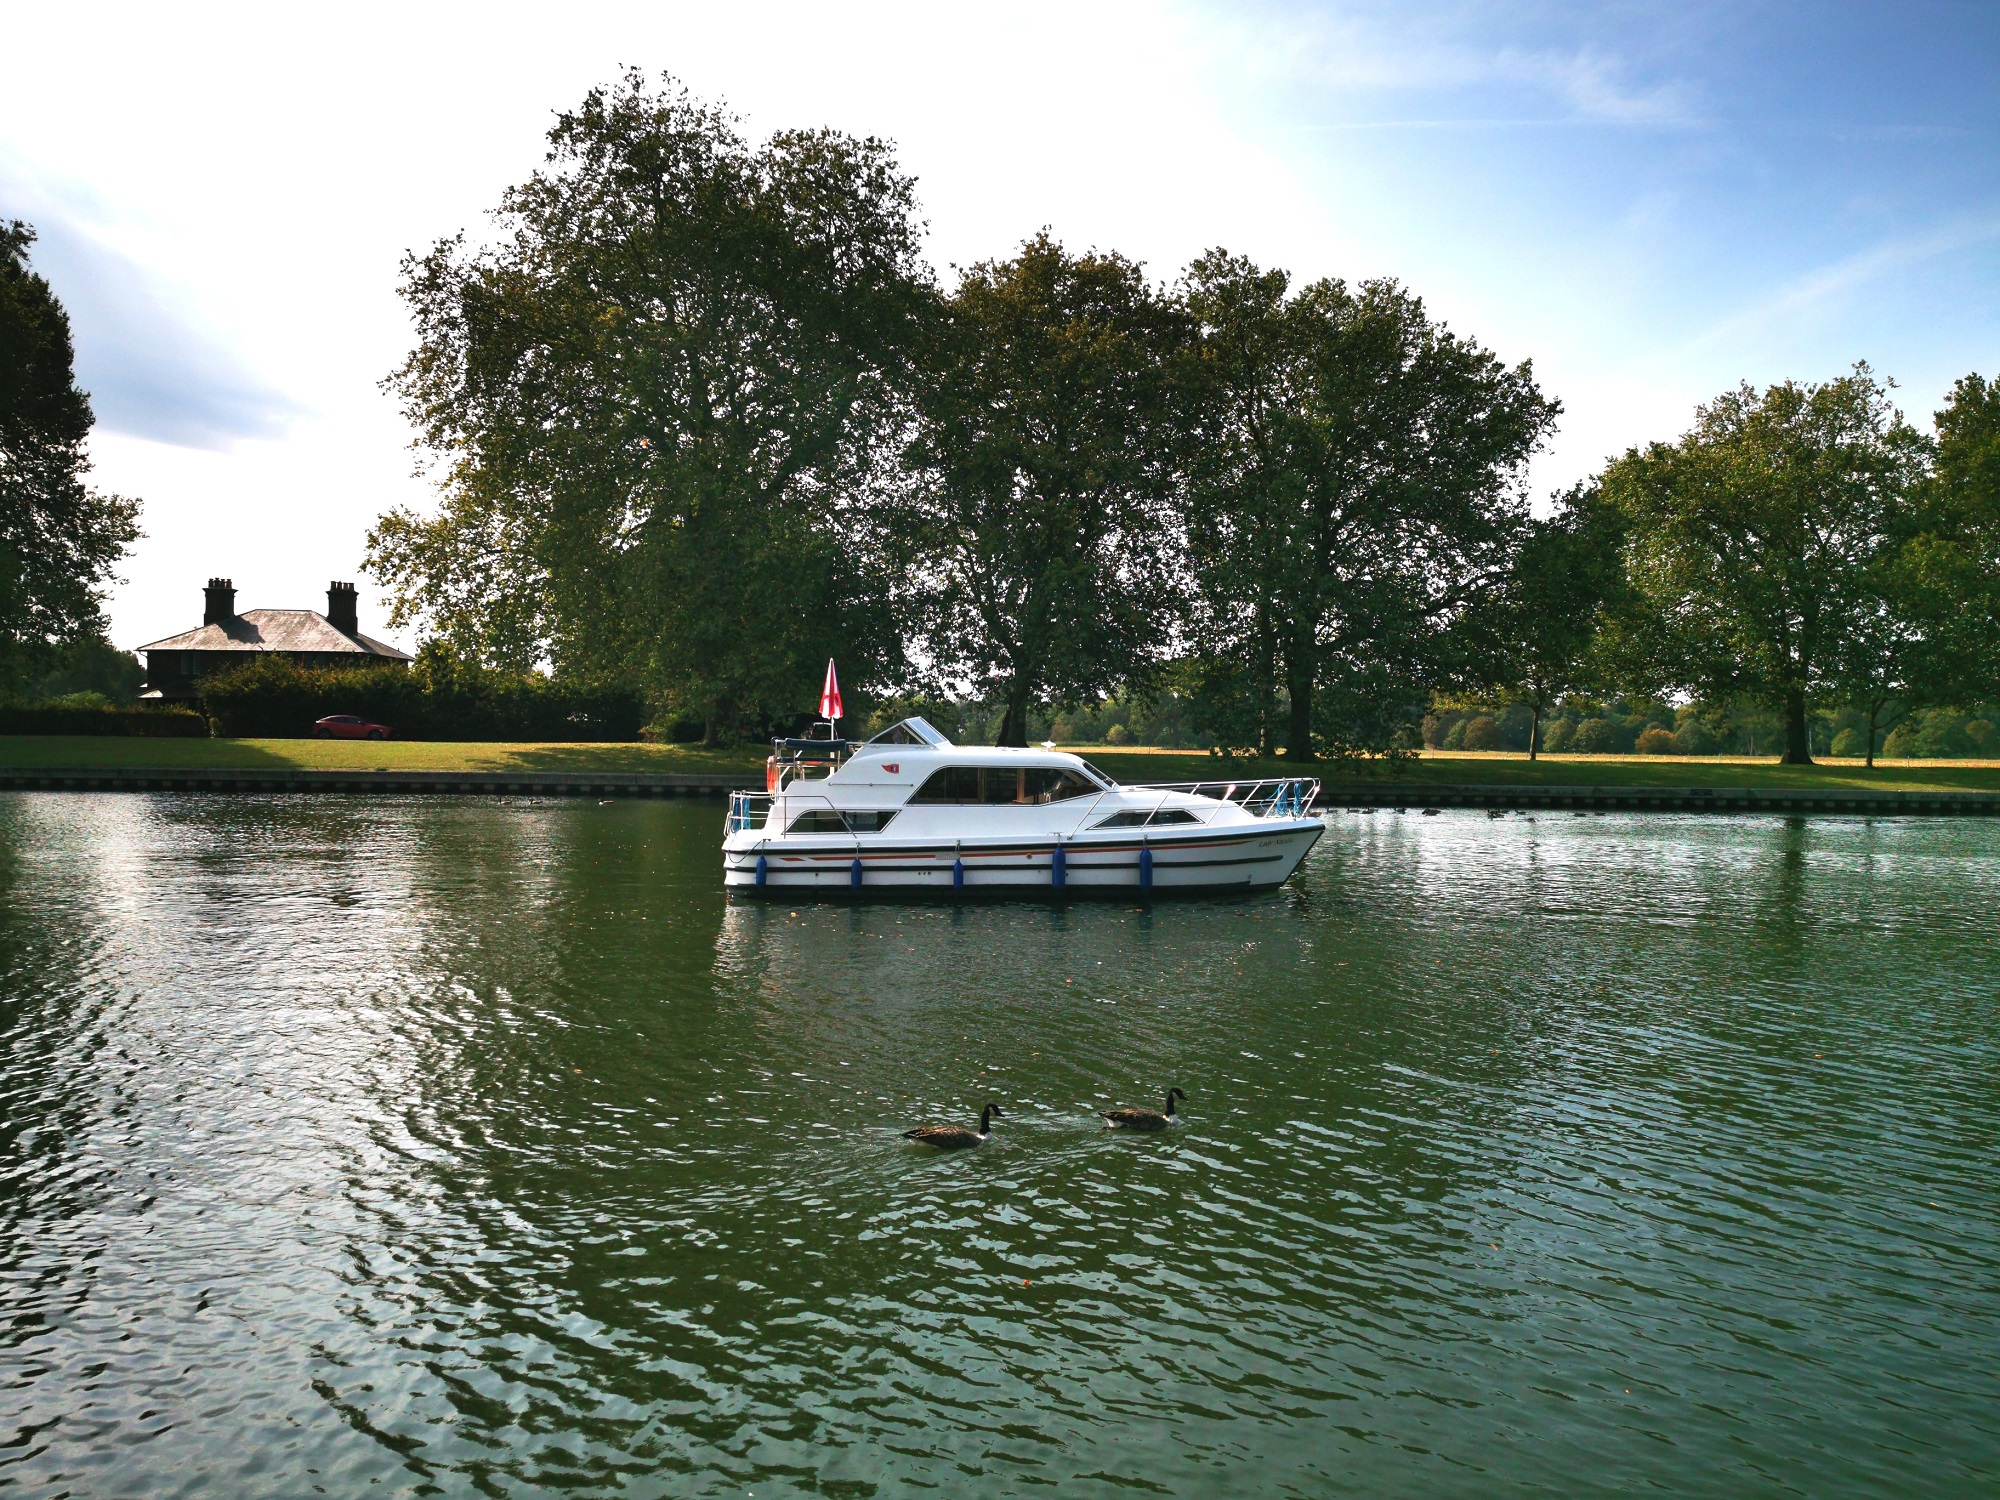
[755,854,768,888]
[1139,842,1153,891]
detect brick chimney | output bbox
[203,578,236,625]
[327,581,359,638]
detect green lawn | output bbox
[5,736,2000,794]
[1083,747,2000,794]
[0,736,765,774]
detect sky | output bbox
[2,0,1996,654]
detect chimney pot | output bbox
[327,581,359,638]
[203,578,236,626]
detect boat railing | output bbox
[726,791,774,834]
[1125,778,1321,818]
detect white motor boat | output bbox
[722,717,1323,896]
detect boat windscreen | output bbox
[866,716,952,748]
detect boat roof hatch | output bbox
[856,716,954,752]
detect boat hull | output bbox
[722,818,1325,897]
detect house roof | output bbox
[138,610,414,661]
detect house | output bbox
[139,579,413,701]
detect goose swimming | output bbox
[903,1102,1001,1149]
[1102,1087,1185,1131]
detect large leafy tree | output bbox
[1180,252,1557,761]
[370,73,928,740]
[1601,368,1931,764]
[0,221,140,691]
[1487,485,1627,759]
[1908,373,2000,700]
[889,234,1188,745]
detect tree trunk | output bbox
[1865,701,1879,769]
[1781,685,1813,765]
[1284,642,1315,762]
[1257,610,1276,760]
[995,685,1032,747]
[1528,698,1540,762]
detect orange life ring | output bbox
[766,756,780,792]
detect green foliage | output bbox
[1601,366,1931,764]
[199,648,643,740]
[1830,728,1865,758]
[24,635,145,702]
[1484,485,1627,755]
[887,234,1188,746]
[1570,718,1616,754]
[1672,717,1717,756]
[1636,726,1676,754]
[371,72,922,742]
[1178,251,1558,761]
[0,222,141,693]
[1884,708,1991,760]
[0,703,204,736]
[1461,714,1503,750]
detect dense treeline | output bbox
[368,74,2000,762]
[200,649,644,741]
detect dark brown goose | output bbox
[1102,1087,1185,1131]
[903,1102,1001,1149]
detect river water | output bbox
[1,794,1995,1497]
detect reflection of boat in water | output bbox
[722,716,1322,897]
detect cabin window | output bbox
[1093,807,1205,829]
[786,809,899,834]
[869,722,927,745]
[908,767,983,803]
[787,810,848,833]
[908,766,1098,805]
[1021,768,1095,803]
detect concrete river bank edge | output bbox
[5,764,1999,816]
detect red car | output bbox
[312,714,391,740]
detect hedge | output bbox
[197,654,646,741]
[0,705,208,737]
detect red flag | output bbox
[819,658,843,722]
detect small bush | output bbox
[1461,715,1503,751]
[1441,719,1468,751]
[1538,718,1572,753]
[1570,717,1616,754]
[1104,723,1131,745]
[1830,727,1865,758]
[1636,726,1677,754]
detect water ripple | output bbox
[0,799,1994,1495]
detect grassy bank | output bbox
[0,736,763,775]
[1084,747,2000,794]
[5,736,2000,794]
